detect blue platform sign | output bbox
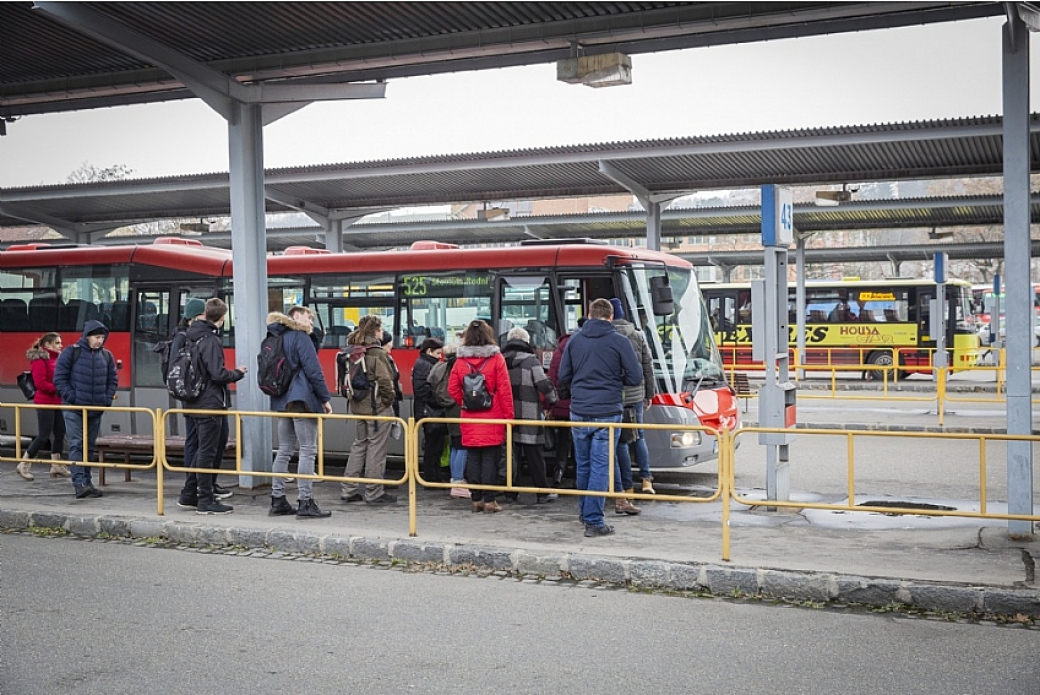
[761,184,794,247]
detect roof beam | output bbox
[31,2,386,123]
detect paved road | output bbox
[3,533,1038,695]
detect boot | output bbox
[615,494,642,515]
[641,477,656,494]
[471,501,485,513]
[269,495,296,516]
[296,498,331,519]
[50,453,71,478]
[16,453,33,481]
[484,500,502,513]
[552,463,566,486]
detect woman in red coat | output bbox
[449,320,515,513]
[19,332,70,480]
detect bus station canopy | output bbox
[2,114,1039,248]
[1,2,1001,118]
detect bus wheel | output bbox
[864,351,894,381]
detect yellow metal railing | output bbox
[4,403,1040,562]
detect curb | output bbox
[3,508,1037,618]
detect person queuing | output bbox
[557,299,642,538]
[610,297,657,512]
[501,326,558,504]
[546,318,583,487]
[411,337,445,483]
[381,330,404,440]
[448,320,514,513]
[340,315,398,506]
[179,298,247,515]
[172,298,233,508]
[53,320,118,499]
[427,342,468,498]
[18,332,70,480]
[266,305,334,519]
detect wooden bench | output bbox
[727,372,754,413]
[94,434,235,485]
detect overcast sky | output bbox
[0,15,1036,188]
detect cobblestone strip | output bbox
[2,508,1037,621]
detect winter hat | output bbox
[608,298,625,320]
[380,331,393,346]
[86,325,107,337]
[183,297,206,320]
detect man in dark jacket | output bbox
[267,306,334,519]
[558,298,642,537]
[180,298,247,515]
[410,337,444,483]
[53,319,118,499]
[170,298,235,508]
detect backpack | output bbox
[256,330,298,397]
[166,336,206,402]
[461,357,493,411]
[153,338,174,383]
[336,345,377,404]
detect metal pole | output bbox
[228,102,273,488]
[1002,12,1034,537]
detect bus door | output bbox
[496,274,559,370]
[705,289,740,344]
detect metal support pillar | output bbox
[1002,11,1034,537]
[795,233,807,380]
[646,199,662,252]
[228,102,272,487]
[325,218,344,253]
[756,185,796,505]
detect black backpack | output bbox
[256,330,298,397]
[166,336,206,402]
[461,357,493,411]
[336,345,376,404]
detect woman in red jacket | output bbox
[18,332,70,480]
[449,320,515,513]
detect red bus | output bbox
[0,238,738,469]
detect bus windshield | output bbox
[622,265,725,394]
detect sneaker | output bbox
[296,498,332,519]
[177,497,198,509]
[213,484,233,500]
[449,481,471,499]
[340,492,364,503]
[584,523,615,538]
[268,495,296,516]
[366,493,397,505]
[537,493,558,504]
[196,499,233,515]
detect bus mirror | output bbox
[650,276,674,316]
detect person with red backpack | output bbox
[448,320,514,513]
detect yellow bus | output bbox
[701,278,980,377]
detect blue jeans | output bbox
[571,413,621,528]
[63,409,102,490]
[449,437,468,481]
[616,402,651,487]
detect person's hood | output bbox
[26,346,52,361]
[185,319,218,341]
[458,344,501,359]
[79,319,109,341]
[612,318,638,337]
[578,318,617,339]
[503,338,534,355]
[266,311,313,335]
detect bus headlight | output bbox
[670,431,700,448]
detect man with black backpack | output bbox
[178,298,247,515]
[265,305,334,519]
